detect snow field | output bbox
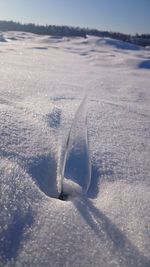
[0,32,150,266]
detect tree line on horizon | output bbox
[0,20,150,47]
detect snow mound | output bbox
[99,37,141,50]
[0,34,7,42]
[69,36,141,51]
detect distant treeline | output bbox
[0,20,150,47]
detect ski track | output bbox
[0,32,150,266]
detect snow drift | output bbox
[0,32,150,267]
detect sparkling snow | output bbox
[0,32,150,267]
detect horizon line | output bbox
[0,19,150,36]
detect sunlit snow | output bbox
[0,31,150,267]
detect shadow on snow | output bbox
[73,196,150,267]
[28,153,58,198]
[139,60,150,69]
[0,209,33,263]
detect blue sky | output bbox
[0,0,150,34]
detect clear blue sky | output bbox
[0,0,150,34]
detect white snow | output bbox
[0,32,150,267]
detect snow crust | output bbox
[0,32,150,266]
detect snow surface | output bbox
[0,31,150,267]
